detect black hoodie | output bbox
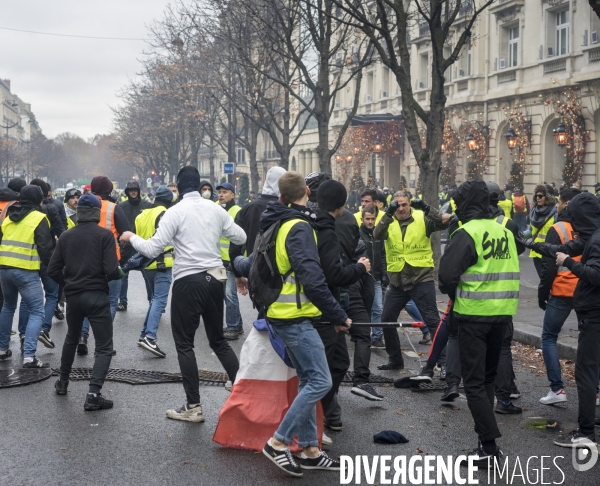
[0,204,54,267]
[439,180,516,323]
[259,200,347,325]
[538,209,572,304]
[0,187,19,204]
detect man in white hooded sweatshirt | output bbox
[121,166,246,422]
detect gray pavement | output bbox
[0,270,597,485]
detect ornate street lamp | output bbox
[440,142,447,153]
[505,127,517,149]
[553,121,568,147]
[372,137,382,153]
[466,132,478,151]
[346,155,353,163]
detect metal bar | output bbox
[316,321,425,328]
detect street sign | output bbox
[224,162,235,175]
[146,178,152,185]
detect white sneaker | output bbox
[540,389,567,405]
[166,403,205,422]
[322,432,333,446]
[225,380,232,392]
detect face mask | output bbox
[202,190,211,199]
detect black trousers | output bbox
[315,323,349,419]
[495,321,514,401]
[457,320,506,443]
[171,272,239,405]
[348,275,374,385]
[381,280,440,365]
[60,290,113,394]
[575,315,600,435]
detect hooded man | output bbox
[0,185,54,367]
[199,180,215,201]
[439,179,520,466]
[117,180,151,312]
[64,188,81,229]
[48,194,122,411]
[230,166,286,306]
[525,192,600,448]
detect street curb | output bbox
[513,321,577,361]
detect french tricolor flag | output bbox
[213,325,323,452]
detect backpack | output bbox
[512,195,526,213]
[248,220,293,308]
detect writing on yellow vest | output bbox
[220,204,241,261]
[384,210,434,272]
[135,206,174,270]
[0,210,48,270]
[267,218,321,321]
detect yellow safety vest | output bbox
[67,216,75,230]
[497,199,513,218]
[266,218,321,321]
[135,206,174,270]
[0,210,48,270]
[220,204,241,261]
[354,209,383,226]
[530,216,555,259]
[384,210,434,272]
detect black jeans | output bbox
[171,272,239,405]
[457,320,506,443]
[348,275,374,385]
[60,290,113,394]
[532,257,543,279]
[381,280,440,366]
[575,315,600,435]
[495,321,514,401]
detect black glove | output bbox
[410,198,430,215]
[516,237,535,249]
[381,274,389,289]
[385,200,399,218]
[538,299,547,311]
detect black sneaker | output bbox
[460,446,502,469]
[377,361,404,370]
[55,379,68,395]
[223,329,240,340]
[54,305,65,320]
[23,356,49,368]
[84,393,113,411]
[139,336,166,358]
[441,383,460,402]
[554,429,597,448]
[440,365,447,381]
[411,363,434,383]
[494,400,522,414]
[116,302,127,312]
[324,420,343,431]
[371,337,385,348]
[262,440,303,477]
[38,330,55,349]
[0,349,12,361]
[295,450,341,471]
[419,332,432,345]
[351,383,384,401]
[77,336,88,355]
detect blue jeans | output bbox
[541,295,573,391]
[406,299,428,333]
[119,272,129,304]
[224,267,243,331]
[17,264,59,334]
[514,213,528,232]
[81,279,121,338]
[0,268,44,358]
[273,320,332,448]
[140,268,172,340]
[371,281,383,341]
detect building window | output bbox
[508,25,519,67]
[236,146,246,165]
[458,44,471,77]
[419,52,429,89]
[555,9,569,56]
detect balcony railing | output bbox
[498,70,516,84]
[589,47,600,63]
[543,58,566,75]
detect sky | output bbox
[0,0,171,140]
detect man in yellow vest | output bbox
[258,171,350,476]
[373,191,449,370]
[0,185,54,367]
[354,188,383,226]
[439,179,520,467]
[134,186,175,358]
[217,182,244,340]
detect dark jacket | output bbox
[41,198,66,240]
[105,196,135,263]
[359,223,386,281]
[489,205,526,255]
[49,197,68,231]
[0,187,19,203]
[538,210,571,304]
[229,194,278,276]
[336,209,360,265]
[260,200,347,325]
[439,180,516,324]
[119,195,151,230]
[314,209,366,302]
[47,206,121,296]
[0,204,54,267]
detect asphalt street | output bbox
[0,270,597,486]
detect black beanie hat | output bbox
[19,185,44,206]
[317,179,347,212]
[177,166,200,197]
[8,178,27,194]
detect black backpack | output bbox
[249,220,295,309]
